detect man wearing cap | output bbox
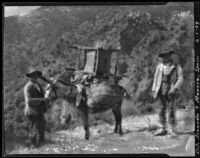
[24,68,50,147]
[152,50,183,136]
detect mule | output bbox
[45,77,130,140]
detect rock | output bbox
[59,138,64,142]
[185,136,195,154]
[53,148,60,153]
[72,145,79,150]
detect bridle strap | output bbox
[57,79,76,87]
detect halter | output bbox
[45,81,58,101]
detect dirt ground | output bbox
[6,108,195,156]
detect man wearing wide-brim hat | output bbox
[24,68,50,147]
[152,50,183,136]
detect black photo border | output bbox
[2,1,200,157]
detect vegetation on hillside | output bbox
[3,3,194,150]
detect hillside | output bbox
[3,3,194,154]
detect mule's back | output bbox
[86,81,123,113]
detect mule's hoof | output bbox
[85,135,90,140]
[119,132,123,136]
[113,129,118,134]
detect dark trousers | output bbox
[158,91,176,129]
[27,114,45,145]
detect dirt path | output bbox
[8,110,195,156]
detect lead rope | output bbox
[67,86,73,146]
[69,105,73,148]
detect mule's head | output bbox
[75,84,87,108]
[44,78,58,101]
[45,77,78,105]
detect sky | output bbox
[4,6,40,17]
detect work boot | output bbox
[153,127,167,136]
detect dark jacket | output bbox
[24,80,47,116]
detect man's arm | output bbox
[152,64,161,99]
[168,65,183,95]
[171,65,183,91]
[152,65,159,92]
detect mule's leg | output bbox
[112,105,119,134]
[82,112,90,140]
[112,103,123,136]
[117,103,123,136]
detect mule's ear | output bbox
[45,84,51,90]
[49,77,57,85]
[49,77,54,81]
[53,79,58,84]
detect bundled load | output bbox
[86,80,123,111]
[68,45,126,112]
